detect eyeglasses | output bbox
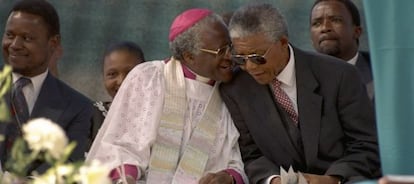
[199,44,232,58]
[231,45,273,65]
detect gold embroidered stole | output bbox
[147,58,222,183]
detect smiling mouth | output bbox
[219,65,232,71]
[8,55,27,62]
[9,53,28,58]
[251,71,265,77]
[10,54,24,57]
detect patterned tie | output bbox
[272,79,298,126]
[12,77,31,124]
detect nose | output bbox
[115,76,123,86]
[223,49,231,60]
[116,74,127,86]
[10,37,24,49]
[244,59,258,71]
[321,19,333,33]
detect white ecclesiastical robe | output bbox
[86,59,247,183]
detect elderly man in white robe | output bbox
[86,8,247,184]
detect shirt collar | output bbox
[347,52,359,65]
[276,44,296,87]
[12,69,48,92]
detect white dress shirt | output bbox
[276,44,298,113]
[12,70,48,114]
[265,45,298,184]
[347,52,359,66]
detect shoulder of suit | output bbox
[48,75,93,105]
[225,69,254,85]
[358,51,371,63]
[219,69,263,97]
[295,47,353,69]
[293,47,359,82]
[359,50,370,58]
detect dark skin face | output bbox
[232,33,290,85]
[181,20,233,83]
[310,1,361,60]
[178,20,234,184]
[2,11,60,77]
[103,49,143,98]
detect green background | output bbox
[0,0,367,101]
[364,0,414,175]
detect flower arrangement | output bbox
[1,118,112,184]
[0,65,111,184]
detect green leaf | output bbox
[5,138,32,177]
[59,142,77,164]
[0,65,12,122]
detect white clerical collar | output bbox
[347,52,359,66]
[277,44,296,87]
[182,64,214,85]
[194,73,211,83]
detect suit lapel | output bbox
[355,52,374,99]
[355,52,373,85]
[294,48,322,167]
[244,73,303,162]
[31,73,65,123]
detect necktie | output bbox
[272,79,298,126]
[12,77,31,124]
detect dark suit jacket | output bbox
[88,101,111,150]
[356,51,374,100]
[0,72,93,174]
[220,47,380,183]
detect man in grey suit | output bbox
[310,0,374,100]
[0,0,93,175]
[220,3,380,184]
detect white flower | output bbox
[32,169,57,184]
[76,160,111,184]
[32,164,75,184]
[22,118,68,159]
[56,164,75,177]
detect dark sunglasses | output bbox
[231,45,273,65]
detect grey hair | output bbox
[169,13,225,61]
[229,2,288,42]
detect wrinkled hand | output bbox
[199,171,233,184]
[112,175,136,184]
[302,173,340,184]
[125,176,136,184]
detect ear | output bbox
[278,35,290,64]
[181,51,194,65]
[353,26,362,40]
[48,34,61,50]
[279,35,289,48]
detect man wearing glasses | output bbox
[87,8,247,184]
[220,3,380,184]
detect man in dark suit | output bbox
[310,0,374,100]
[0,0,93,174]
[220,3,380,184]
